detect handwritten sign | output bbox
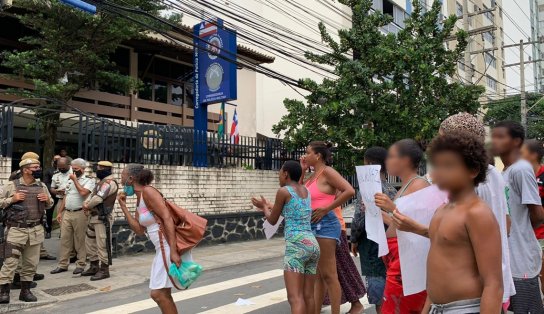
[356,165,388,257]
[396,185,448,296]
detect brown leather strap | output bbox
[157,225,183,290]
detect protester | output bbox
[422,132,503,313]
[43,154,61,239]
[374,139,430,313]
[81,161,117,281]
[492,121,544,313]
[351,147,396,314]
[520,138,544,294]
[117,164,180,314]
[300,141,355,314]
[322,204,366,314]
[252,160,320,314]
[51,158,95,275]
[0,158,53,303]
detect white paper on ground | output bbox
[234,298,255,306]
[396,185,448,296]
[355,165,388,257]
[263,216,284,240]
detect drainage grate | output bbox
[43,283,95,296]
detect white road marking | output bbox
[197,288,288,314]
[87,269,284,314]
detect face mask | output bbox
[31,170,42,179]
[123,185,135,197]
[74,170,83,177]
[96,169,112,180]
[59,168,69,174]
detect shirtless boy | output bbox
[424,132,503,313]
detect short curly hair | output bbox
[428,131,488,186]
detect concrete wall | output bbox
[0,157,11,188]
[108,163,278,219]
[0,159,279,218]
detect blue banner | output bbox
[193,19,237,107]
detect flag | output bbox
[230,108,239,144]
[218,102,225,138]
[199,21,217,38]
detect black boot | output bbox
[90,263,110,281]
[0,283,9,304]
[11,280,36,289]
[81,260,99,276]
[19,281,37,302]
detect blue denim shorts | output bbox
[311,210,341,241]
[365,276,386,305]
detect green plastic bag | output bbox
[169,261,203,288]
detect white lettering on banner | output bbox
[396,185,448,296]
[355,165,388,257]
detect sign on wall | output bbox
[194,19,237,107]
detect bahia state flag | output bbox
[230,108,240,144]
[218,102,225,138]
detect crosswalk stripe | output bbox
[198,288,287,314]
[88,269,284,314]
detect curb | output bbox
[4,247,285,313]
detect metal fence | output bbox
[0,103,305,170]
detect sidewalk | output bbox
[1,229,285,313]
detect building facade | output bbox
[531,0,544,93]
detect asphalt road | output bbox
[27,256,375,314]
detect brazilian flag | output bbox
[218,102,225,138]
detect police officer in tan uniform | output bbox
[81,161,117,281]
[0,159,53,303]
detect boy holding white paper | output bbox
[423,132,503,313]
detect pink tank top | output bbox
[305,169,336,211]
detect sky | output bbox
[502,1,535,94]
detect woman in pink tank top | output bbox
[301,141,355,314]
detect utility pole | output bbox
[504,39,544,135]
[520,39,527,133]
[463,0,471,82]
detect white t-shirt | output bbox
[502,160,543,279]
[476,165,516,301]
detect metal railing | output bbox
[0,103,305,171]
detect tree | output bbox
[1,0,168,166]
[484,93,544,140]
[272,0,484,173]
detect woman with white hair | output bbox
[50,158,95,275]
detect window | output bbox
[486,76,497,91]
[483,5,494,22]
[484,52,496,68]
[458,59,465,71]
[483,31,494,44]
[456,2,463,16]
[383,0,394,16]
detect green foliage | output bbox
[484,93,544,140]
[273,0,484,173]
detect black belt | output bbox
[66,208,82,212]
[6,221,42,228]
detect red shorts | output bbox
[382,237,427,313]
[382,279,427,314]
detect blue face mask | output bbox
[123,179,135,196]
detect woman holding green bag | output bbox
[118,164,199,314]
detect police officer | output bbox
[81,161,117,281]
[0,158,53,303]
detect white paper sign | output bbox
[356,165,388,257]
[396,185,448,296]
[263,216,284,240]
